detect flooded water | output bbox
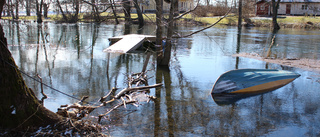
[3,20,320,136]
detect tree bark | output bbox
[159,0,178,66]
[56,0,69,22]
[238,0,242,29]
[133,0,144,27]
[74,0,80,22]
[9,0,15,19]
[15,0,18,19]
[271,0,280,30]
[36,0,43,23]
[122,0,131,24]
[110,0,119,24]
[56,0,79,23]
[0,0,3,18]
[155,0,163,65]
[26,0,31,16]
[0,3,62,129]
[43,3,48,18]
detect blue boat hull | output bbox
[211,69,300,94]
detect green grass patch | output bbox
[2,12,320,28]
[277,16,320,24]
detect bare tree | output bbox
[43,2,49,18]
[36,0,44,23]
[133,0,144,27]
[0,1,62,129]
[157,0,230,66]
[7,0,15,19]
[122,0,131,24]
[238,0,242,29]
[82,0,105,22]
[15,0,18,19]
[110,0,119,24]
[56,0,79,23]
[271,0,280,30]
[155,0,163,65]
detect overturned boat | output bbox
[211,69,300,94]
[211,69,300,105]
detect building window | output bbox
[302,5,308,10]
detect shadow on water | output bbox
[212,91,274,106]
[3,21,320,136]
[155,66,175,136]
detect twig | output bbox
[78,96,89,105]
[98,100,137,123]
[173,8,232,38]
[67,114,80,131]
[37,74,47,99]
[114,83,163,99]
[99,87,117,103]
[173,0,200,20]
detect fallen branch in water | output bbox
[114,83,163,99]
[56,68,162,123]
[98,100,137,123]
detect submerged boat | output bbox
[211,69,300,94]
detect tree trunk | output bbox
[159,0,178,66]
[26,0,31,16]
[9,0,15,19]
[0,0,3,18]
[15,0,18,19]
[122,0,131,24]
[238,0,242,29]
[155,0,163,65]
[91,0,101,22]
[56,0,68,22]
[271,0,280,30]
[36,0,43,23]
[74,0,80,22]
[110,0,119,24]
[0,3,62,129]
[133,0,144,27]
[43,3,48,18]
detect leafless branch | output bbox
[173,8,232,38]
[173,0,200,20]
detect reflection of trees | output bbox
[5,22,320,136]
[156,67,175,136]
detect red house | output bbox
[256,0,271,16]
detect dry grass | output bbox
[2,11,320,29]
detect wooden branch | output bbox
[98,100,137,123]
[56,69,162,121]
[79,96,89,105]
[114,83,163,99]
[101,98,115,106]
[36,74,47,99]
[173,0,199,20]
[99,87,117,103]
[173,8,232,38]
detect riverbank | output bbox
[2,13,320,29]
[233,53,320,72]
[193,15,320,29]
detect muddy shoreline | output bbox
[233,53,320,73]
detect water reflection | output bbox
[3,21,320,136]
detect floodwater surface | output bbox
[3,20,320,136]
